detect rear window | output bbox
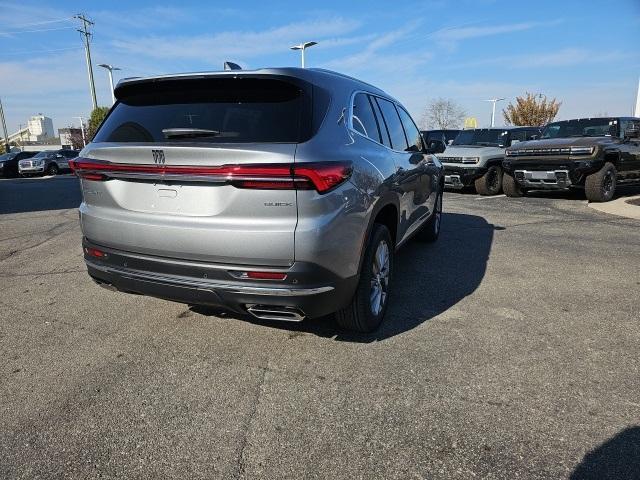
[94,77,313,144]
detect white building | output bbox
[2,114,55,144]
[26,114,54,141]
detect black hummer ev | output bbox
[502,117,640,202]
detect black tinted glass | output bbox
[452,129,508,147]
[95,78,310,144]
[397,107,422,152]
[541,118,618,139]
[352,93,381,143]
[370,97,391,148]
[376,98,408,151]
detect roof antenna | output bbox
[224,61,242,71]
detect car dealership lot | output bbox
[1,176,639,479]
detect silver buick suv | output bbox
[72,68,443,332]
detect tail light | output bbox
[69,158,352,194]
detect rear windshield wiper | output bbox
[162,128,221,139]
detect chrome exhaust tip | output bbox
[245,304,306,322]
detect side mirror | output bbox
[624,127,639,139]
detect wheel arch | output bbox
[356,194,400,273]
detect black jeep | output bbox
[502,117,640,202]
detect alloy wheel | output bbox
[370,240,390,316]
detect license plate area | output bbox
[529,171,555,180]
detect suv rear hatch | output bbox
[76,74,314,267]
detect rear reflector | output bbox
[84,247,107,258]
[246,271,287,280]
[69,158,351,193]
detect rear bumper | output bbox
[443,165,487,188]
[83,238,357,320]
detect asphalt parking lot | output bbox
[1,175,639,479]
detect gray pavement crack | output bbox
[235,364,269,480]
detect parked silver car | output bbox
[19,149,79,176]
[71,68,443,332]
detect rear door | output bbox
[77,76,311,266]
[374,97,430,242]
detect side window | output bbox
[370,96,391,148]
[375,97,408,151]
[396,106,423,152]
[525,129,538,140]
[620,119,639,138]
[351,93,381,143]
[511,130,526,143]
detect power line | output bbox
[0,46,82,58]
[0,25,75,35]
[5,17,73,28]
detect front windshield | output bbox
[541,118,618,139]
[32,151,51,158]
[0,153,16,161]
[452,129,509,147]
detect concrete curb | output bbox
[588,194,640,220]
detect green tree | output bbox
[503,93,561,126]
[86,106,110,142]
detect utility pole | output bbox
[75,14,97,110]
[0,98,9,153]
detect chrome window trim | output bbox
[347,90,417,154]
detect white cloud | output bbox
[432,20,562,50]
[111,17,362,64]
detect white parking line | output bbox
[475,194,506,200]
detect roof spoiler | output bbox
[224,61,242,71]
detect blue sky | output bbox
[1,0,639,134]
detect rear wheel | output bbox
[503,173,525,197]
[474,165,503,195]
[336,224,393,333]
[585,162,616,202]
[46,163,59,176]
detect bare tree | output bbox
[503,92,561,126]
[69,129,86,150]
[420,98,466,130]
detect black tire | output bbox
[416,192,442,242]
[474,165,503,195]
[46,163,59,176]
[336,224,393,333]
[585,162,617,202]
[503,172,525,197]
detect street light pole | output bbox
[73,116,86,148]
[290,41,318,68]
[484,98,505,127]
[98,64,121,105]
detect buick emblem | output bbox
[152,149,165,165]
